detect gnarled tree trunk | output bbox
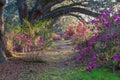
[0,0,7,63]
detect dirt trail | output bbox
[41,40,75,62]
[0,40,80,80]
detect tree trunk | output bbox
[17,0,28,24]
[28,0,42,24]
[0,0,7,63]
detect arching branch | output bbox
[41,7,99,19]
[66,13,83,20]
[42,0,64,14]
[29,0,64,23]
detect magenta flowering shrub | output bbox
[64,22,91,42]
[10,19,53,52]
[112,53,120,61]
[12,32,44,52]
[64,25,75,39]
[73,9,120,72]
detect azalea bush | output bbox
[64,22,91,42]
[12,33,44,52]
[88,9,120,72]
[66,9,120,72]
[10,19,53,52]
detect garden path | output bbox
[0,40,80,80]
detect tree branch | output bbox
[29,0,42,23]
[41,7,99,20]
[42,0,64,14]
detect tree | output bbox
[17,0,28,24]
[0,0,7,63]
[16,0,99,24]
[16,0,120,25]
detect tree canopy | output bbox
[5,0,120,24]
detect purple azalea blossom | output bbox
[99,18,107,23]
[113,15,120,23]
[12,45,21,52]
[92,54,98,58]
[12,45,18,51]
[100,9,112,16]
[85,67,91,72]
[88,41,93,46]
[118,10,120,15]
[105,34,110,39]
[112,53,120,61]
[91,19,98,23]
[88,60,96,68]
[81,47,88,54]
[104,23,110,28]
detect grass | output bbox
[19,68,120,80]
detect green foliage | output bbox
[18,68,120,80]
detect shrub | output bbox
[68,9,120,72]
[64,22,91,42]
[9,19,52,52]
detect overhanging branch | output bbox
[41,7,99,19]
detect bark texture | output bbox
[17,0,28,24]
[0,0,7,63]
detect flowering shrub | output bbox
[72,9,120,72]
[12,32,44,52]
[11,19,52,52]
[112,53,120,61]
[63,25,75,39]
[64,22,91,42]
